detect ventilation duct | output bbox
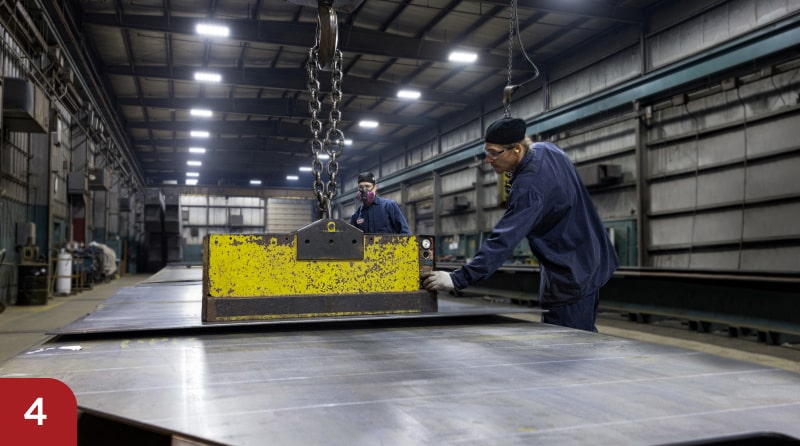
[2,77,50,133]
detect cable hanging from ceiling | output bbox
[503,0,541,118]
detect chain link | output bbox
[504,0,517,118]
[307,46,346,219]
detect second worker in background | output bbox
[350,172,411,234]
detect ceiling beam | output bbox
[126,120,388,143]
[104,65,475,105]
[80,13,509,68]
[464,0,643,24]
[116,97,435,126]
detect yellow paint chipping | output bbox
[205,233,421,298]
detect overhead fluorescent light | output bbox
[195,23,230,37]
[397,89,421,99]
[286,175,299,181]
[249,179,262,185]
[186,172,200,177]
[448,51,478,63]
[344,139,353,145]
[186,178,198,185]
[163,179,178,185]
[194,72,221,83]
[358,120,379,128]
[318,154,330,160]
[190,130,209,138]
[188,147,206,154]
[187,160,202,166]
[190,109,213,117]
[299,166,312,172]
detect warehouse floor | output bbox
[1,273,799,372]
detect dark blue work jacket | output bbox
[349,196,411,234]
[451,142,619,306]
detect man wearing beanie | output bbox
[349,172,411,234]
[422,117,619,332]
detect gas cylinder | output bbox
[55,249,72,295]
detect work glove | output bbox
[421,271,454,292]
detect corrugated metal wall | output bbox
[338,0,800,273]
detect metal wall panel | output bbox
[440,121,481,154]
[186,206,207,225]
[440,168,476,195]
[683,249,741,269]
[741,246,800,272]
[691,209,742,244]
[241,207,264,226]
[209,207,227,225]
[592,190,638,221]
[406,178,433,202]
[383,154,405,177]
[743,202,800,239]
[550,46,641,109]
[440,214,477,235]
[746,157,800,200]
[697,169,746,207]
[380,188,402,204]
[649,215,694,248]
[746,114,800,158]
[181,195,206,206]
[266,198,313,232]
[408,140,437,166]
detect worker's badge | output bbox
[356,218,364,225]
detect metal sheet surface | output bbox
[6,267,799,445]
[49,282,539,335]
[4,319,800,445]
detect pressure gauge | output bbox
[421,238,432,249]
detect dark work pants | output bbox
[541,290,600,332]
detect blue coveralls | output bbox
[450,142,619,331]
[349,196,411,234]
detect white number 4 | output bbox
[24,397,48,426]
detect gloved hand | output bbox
[421,271,454,292]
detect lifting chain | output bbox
[307,40,345,219]
[503,0,518,118]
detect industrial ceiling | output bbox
[39,0,665,190]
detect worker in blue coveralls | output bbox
[422,117,619,332]
[349,172,411,235]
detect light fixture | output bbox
[318,154,330,160]
[186,178,198,185]
[187,160,202,166]
[448,51,478,63]
[190,109,213,117]
[299,166,312,172]
[189,147,206,154]
[397,89,421,100]
[344,139,353,145]
[186,172,200,177]
[286,175,299,181]
[249,179,262,185]
[195,23,230,37]
[358,120,379,128]
[190,130,210,138]
[194,72,222,83]
[162,179,178,185]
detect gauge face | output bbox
[421,239,431,249]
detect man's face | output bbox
[358,182,375,192]
[484,143,517,173]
